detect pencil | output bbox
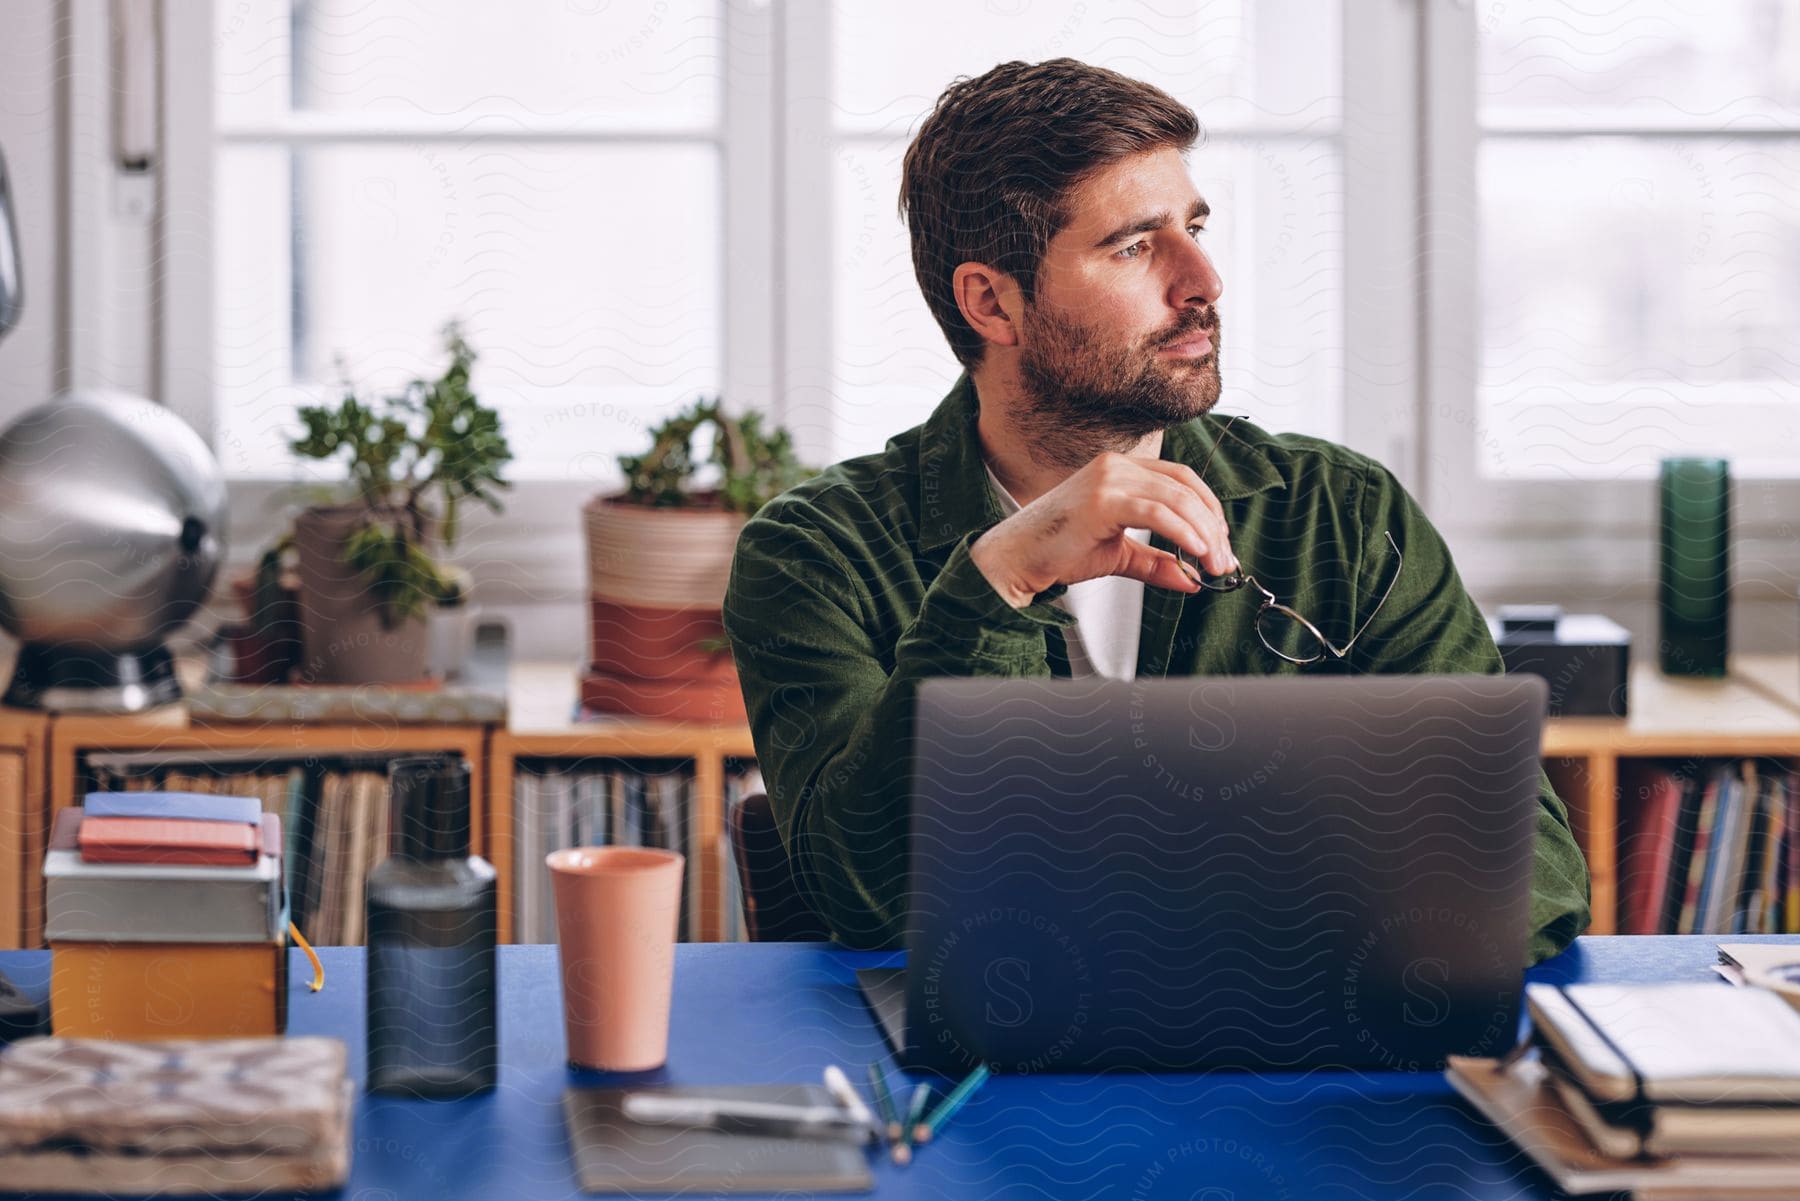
[867,1062,903,1145]
[897,1082,933,1162]
[916,1063,990,1144]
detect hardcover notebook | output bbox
[562,1085,872,1194]
[83,791,263,825]
[1447,1054,1800,1196]
[78,815,261,866]
[1524,983,1800,1105]
[0,1036,351,1195]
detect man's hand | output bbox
[969,453,1238,608]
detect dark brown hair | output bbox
[899,58,1201,369]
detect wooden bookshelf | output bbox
[0,707,47,949]
[1542,654,1800,934]
[41,707,488,950]
[491,661,757,944]
[5,649,1795,946]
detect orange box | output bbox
[50,940,288,1038]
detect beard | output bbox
[1016,299,1222,469]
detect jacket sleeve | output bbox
[723,507,1077,948]
[1348,463,1592,966]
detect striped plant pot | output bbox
[579,494,748,721]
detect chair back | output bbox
[728,792,831,942]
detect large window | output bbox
[208,0,1348,481]
[212,0,725,481]
[1477,1,1800,482]
[820,0,1344,459]
[147,0,1795,610]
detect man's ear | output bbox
[952,262,1023,351]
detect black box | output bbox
[1487,605,1630,718]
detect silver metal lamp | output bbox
[0,147,227,712]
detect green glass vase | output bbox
[1657,457,1730,677]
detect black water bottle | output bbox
[365,755,498,1097]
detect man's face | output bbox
[1016,146,1223,444]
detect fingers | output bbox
[1149,480,1236,576]
[1118,541,1203,593]
[1117,497,1216,574]
[1129,460,1236,576]
[1139,458,1226,521]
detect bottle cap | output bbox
[388,755,472,860]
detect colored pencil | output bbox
[867,1062,903,1144]
[916,1063,990,1144]
[894,1082,933,1163]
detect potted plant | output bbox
[272,324,512,685]
[580,398,814,721]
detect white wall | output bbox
[0,0,61,426]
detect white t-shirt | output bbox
[983,464,1149,680]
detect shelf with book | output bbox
[15,652,1799,946]
[0,707,47,949]
[492,662,758,945]
[1542,654,1800,935]
[41,713,488,949]
[506,755,764,946]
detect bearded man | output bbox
[723,58,1590,965]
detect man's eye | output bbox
[1188,224,1206,240]
[1116,240,1148,260]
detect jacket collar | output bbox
[916,372,1285,553]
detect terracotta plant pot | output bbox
[579,669,748,724]
[291,503,432,686]
[586,599,736,683]
[579,494,748,721]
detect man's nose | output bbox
[1168,235,1223,308]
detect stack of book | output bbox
[44,791,289,1038]
[1449,982,1800,1197]
[1618,758,1797,935]
[84,751,398,946]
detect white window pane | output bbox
[1478,0,1800,120]
[215,144,297,476]
[216,145,722,480]
[1479,137,1800,479]
[219,0,720,125]
[832,0,1340,136]
[828,134,1342,460]
[214,0,294,126]
[1192,139,1344,444]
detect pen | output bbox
[916,1063,990,1145]
[867,1062,903,1145]
[821,1063,881,1145]
[623,1093,872,1142]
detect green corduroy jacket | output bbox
[723,374,1592,965]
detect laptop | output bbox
[861,673,1549,1076]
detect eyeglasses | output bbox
[1177,414,1404,666]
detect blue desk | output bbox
[0,936,1791,1200]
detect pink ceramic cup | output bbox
[547,847,685,1071]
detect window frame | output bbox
[1418,2,1800,599]
[147,0,1791,617]
[161,0,777,606]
